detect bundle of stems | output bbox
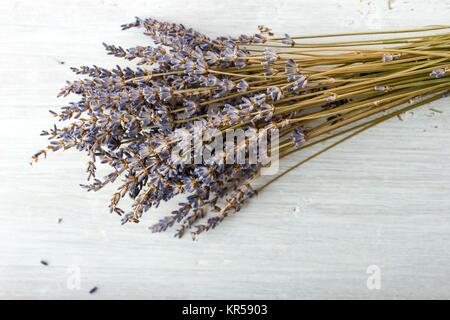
[33,17,450,238]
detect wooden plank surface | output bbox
[1,0,450,299]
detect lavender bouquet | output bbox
[33,17,450,238]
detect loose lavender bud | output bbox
[257,25,272,34]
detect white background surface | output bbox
[1,0,450,299]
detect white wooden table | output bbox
[1,0,450,299]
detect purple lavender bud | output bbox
[236,79,249,92]
[252,33,266,44]
[206,74,220,86]
[238,34,251,45]
[221,47,237,62]
[292,128,305,147]
[263,65,275,76]
[159,87,173,101]
[234,59,247,69]
[183,100,200,117]
[263,49,278,64]
[285,59,298,76]
[261,103,274,121]
[194,59,208,75]
[267,86,283,101]
[205,51,220,65]
[251,93,267,105]
[381,54,399,62]
[374,85,388,91]
[142,87,158,103]
[281,33,295,46]
[430,68,446,78]
[222,79,235,91]
[207,108,223,126]
[289,75,307,91]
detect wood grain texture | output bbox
[1,0,450,299]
